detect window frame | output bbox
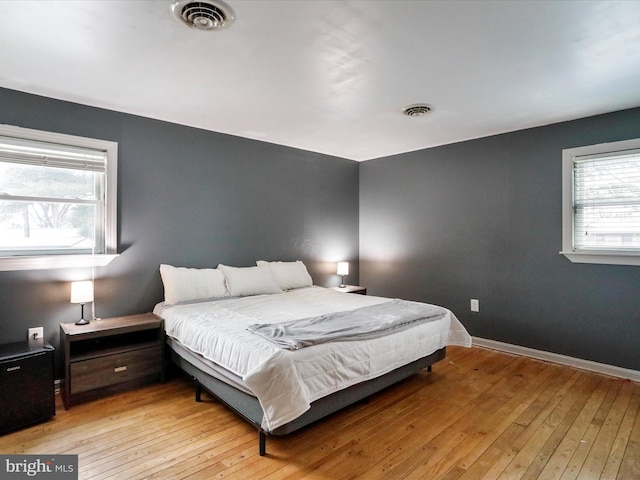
[0,125,118,271]
[561,138,640,266]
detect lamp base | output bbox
[75,303,90,325]
[339,284,346,288]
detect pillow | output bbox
[218,264,283,297]
[159,264,227,305]
[256,260,313,290]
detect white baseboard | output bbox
[472,337,640,383]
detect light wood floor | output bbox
[1,346,639,479]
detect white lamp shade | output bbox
[337,262,349,276]
[70,281,94,304]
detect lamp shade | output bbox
[336,262,349,276]
[70,281,94,304]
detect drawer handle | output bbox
[6,366,21,372]
[114,366,127,373]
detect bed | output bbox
[153,261,472,455]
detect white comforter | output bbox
[154,286,472,432]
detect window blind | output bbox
[573,149,640,250]
[0,135,106,172]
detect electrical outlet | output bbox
[28,327,44,340]
[470,299,479,313]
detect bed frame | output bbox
[169,345,447,456]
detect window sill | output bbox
[560,251,640,267]
[0,254,119,271]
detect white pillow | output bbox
[159,264,227,305]
[256,260,313,290]
[218,264,283,297]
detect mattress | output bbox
[154,286,472,431]
[167,336,253,395]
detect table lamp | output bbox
[71,280,94,325]
[337,262,349,288]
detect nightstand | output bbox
[330,285,367,295]
[0,339,55,434]
[60,313,164,409]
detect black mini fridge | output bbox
[0,340,55,434]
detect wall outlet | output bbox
[28,327,44,340]
[470,299,480,313]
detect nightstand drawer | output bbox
[70,345,162,394]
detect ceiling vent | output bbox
[171,0,235,31]
[402,104,432,117]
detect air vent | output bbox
[402,104,432,117]
[171,0,235,31]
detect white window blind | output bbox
[573,150,640,251]
[0,135,107,172]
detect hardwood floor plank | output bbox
[497,370,589,479]
[340,351,548,480]
[396,358,557,480]
[608,381,640,480]
[0,381,185,453]
[577,379,635,478]
[261,372,449,479]
[458,422,525,480]
[81,415,236,479]
[331,349,527,480]
[445,358,555,480]
[264,348,496,480]
[0,346,637,480]
[517,373,600,479]
[601,383,640,480]
[474,365,578,480]
[559,379,623,480]
[540,375,619,480]
[143,431,257,480]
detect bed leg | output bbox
[427,365,432,372]
[194,378,202,402]
[259,431,266,456]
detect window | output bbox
[0,125,117,271]
[562,138,640,266]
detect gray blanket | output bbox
[246,299,448,350]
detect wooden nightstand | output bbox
[60,313,164,409]
[330,285,367,295]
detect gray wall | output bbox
[0,88,360,376]
[360,107,640,371]
[2,85,638,377]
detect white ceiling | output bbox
[1,0,639,161]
